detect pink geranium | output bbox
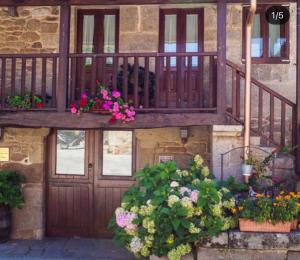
[81,92,88,99]
[101,89,108,99]
[112,90,121,98]
[70,106,77,114]
[69,81,136,124]
[102,103,111,110]
[113,102,120,112]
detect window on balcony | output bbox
[243,5,289,63]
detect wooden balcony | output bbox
[0,52,227,128]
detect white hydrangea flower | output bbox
[170,181,179,187]
[201,166,210,177]
[168,195,180,207]
[129,237,143,253]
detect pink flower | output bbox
[81,92,88,99]
[102,103,110,110]
[116,211,137,230]
[190,190,199,203]
[114,112,122,119]
[112,90,121,98]
[125,109,135,118]
[180,187,191,195]
[101,89,108,99]
[113,102,120,112]
[71,107,77,114]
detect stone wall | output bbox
[0,128,50,239]
[134,126,212,170]
[150,231,300,260]
[196,231,300,260]
[0,7,59,53]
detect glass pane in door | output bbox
[104,15,116,64]
[82,15,95,65]
[164,14,177,66]
[56,130,85,175]
[102,131,132,176]
[186,14,198,66]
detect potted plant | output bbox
[235,191,300,233]
[0,171,24,243]
[7,94,45,110]
[109,155,237,260]
[69,80,136,124]
[241,154,257,183]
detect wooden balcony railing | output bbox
[227,60,297,147]
[0,53,59,110]
[0,52,218,113]
[68,52,218,112]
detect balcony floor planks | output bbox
[0,111,227,129]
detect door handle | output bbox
[88,163,93,169]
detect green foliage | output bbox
[217,176,248,197]
[0,171,25,208]
[109,155,237,259]
[7,94,43,109]
[280,145,298,154]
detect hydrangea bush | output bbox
[109,155,236,260]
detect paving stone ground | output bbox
[0,238,136,260]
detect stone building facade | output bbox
[0,3,297,239]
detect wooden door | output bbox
[76,10,119,98]
[159,9,204,108]
[46,130,134,238]
[93,130,135,237]
[46,130,94,237]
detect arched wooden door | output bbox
[46,130,135,238]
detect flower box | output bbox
[291,219,298,230]
[90,108,111,115]
[239,218,292,233]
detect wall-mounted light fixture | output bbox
[180,127,189,144]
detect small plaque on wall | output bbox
[159,155,174,163]
[0,147,9,162]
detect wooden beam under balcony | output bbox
[0,111,226,129]
[0,0,295,6]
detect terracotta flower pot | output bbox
[239,218,292,233]
[291,219,298,230]
[0,204,11,243]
